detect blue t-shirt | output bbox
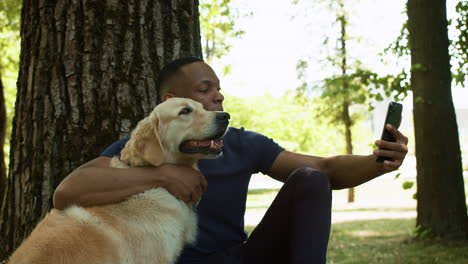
[100,127,284,263]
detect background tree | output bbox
[336,0,355,202]
[407,0,468,239]
[0,0,202,259]
[295,0,407,203]
[0,0,21,199]
[385,1,467,93]
[295,0,360,202]
[199,0,246,75]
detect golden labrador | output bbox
[7,98,230,264]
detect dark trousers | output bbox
[203,167,332,264]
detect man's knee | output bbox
[287,167,331,196]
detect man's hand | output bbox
[373,124,409,172]
[158,164,207,203]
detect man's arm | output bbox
[53,156,207,209]
[268,124,408,189]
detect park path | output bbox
[331,211,416,223]
[246,169,421,226]
[244,209,416,226]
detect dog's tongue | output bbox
[187,139,224,149]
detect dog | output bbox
[7,98,230,264]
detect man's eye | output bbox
[178,107,192,115]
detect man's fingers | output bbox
[201,177,208,192]
[179,190,191,204]
[195,185,203,201]
[161,164,206,203]
[373,149,405,161]
[383,159,402,171]
[386,124,408,144]
[375,140,408,154]
[373,125,408,172]
[189,192,195,203]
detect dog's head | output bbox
[120,98,230,168]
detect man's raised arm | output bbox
[267,124,408,189]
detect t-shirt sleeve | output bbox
[243,130,285,174]
[100,137,130,157]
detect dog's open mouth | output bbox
[180,138,224,155]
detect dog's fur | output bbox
[7,98,229,264]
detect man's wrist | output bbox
[149,164,173,187]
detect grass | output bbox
[326,218,468,264]
[245,218,468,264]
[244,175,468,264]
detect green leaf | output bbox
[375,93,384,102]
[402,181,414,190]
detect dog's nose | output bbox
[216,112,230,121]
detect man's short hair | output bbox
[156,57,204,104]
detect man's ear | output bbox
[162,93,175,102]
[121,113,164,167]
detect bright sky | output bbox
[211,0,467,110]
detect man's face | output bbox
[163,62,224,111]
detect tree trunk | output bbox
[407,0,468,239]
[338,1,355,203]
[0,0,202,259]
[344,101,354,203]
[0,74,6,200]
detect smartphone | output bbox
[376,102,403,162]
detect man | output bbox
[54,57,408,264]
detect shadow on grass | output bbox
[247,218,468,264]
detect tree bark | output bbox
[344,101,354,203]
[0,0,202,259]
[407,0,468,239]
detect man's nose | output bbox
[214,90,224,102]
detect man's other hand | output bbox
[158,164,207,203]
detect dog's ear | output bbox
[120,113,164,167]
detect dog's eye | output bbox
[178,107,192,115]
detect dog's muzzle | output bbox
[179,111,230,155]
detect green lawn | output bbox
[327,218,468,264]
[245,218,468,264]
[245,176,468,263]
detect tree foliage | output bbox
[385,1,467,88]
[199,0,246,75]
[0,0,20,67]
[223,93,374,157]
[295,0,408,121]
[451,1,468,86]
[0,0,21,169]
[320,68,410,113]
[0,0,21,96]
